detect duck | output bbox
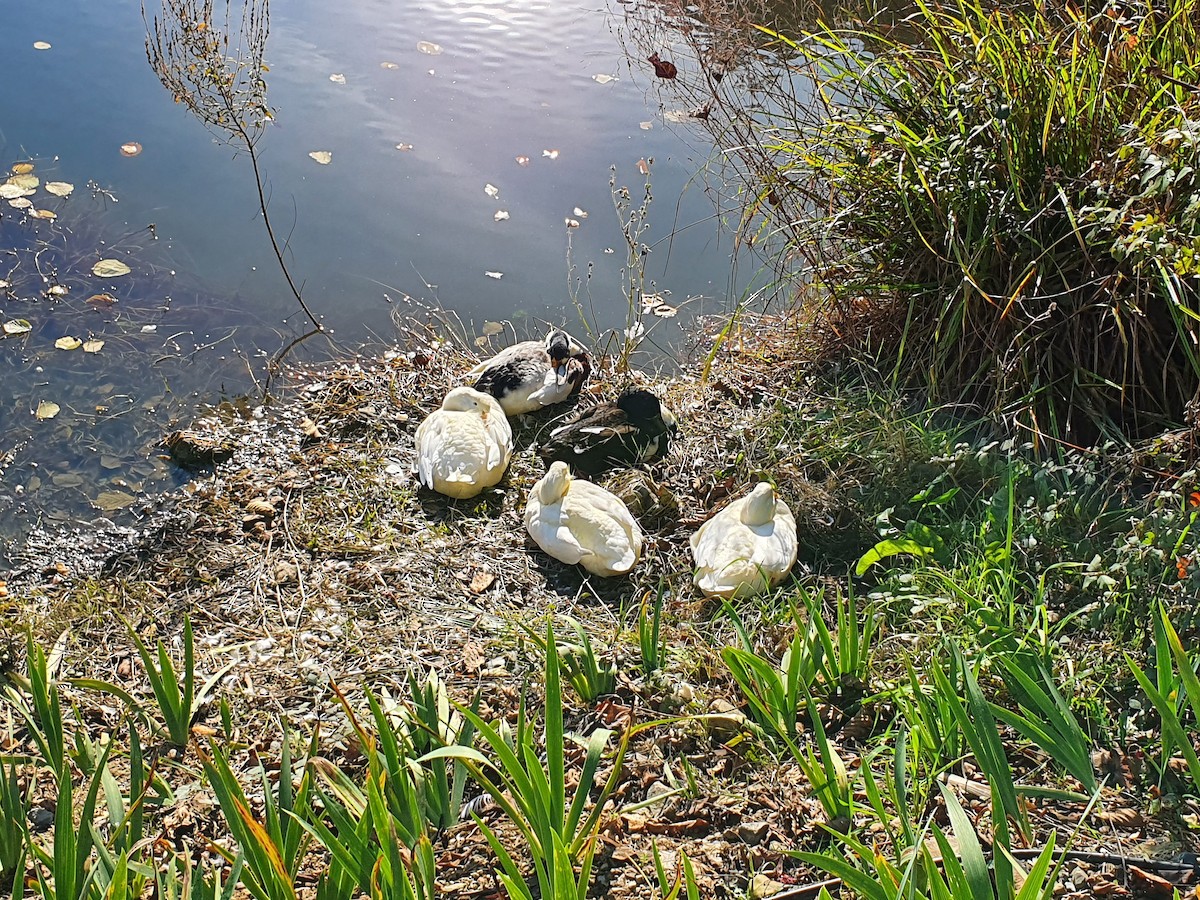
[536,388,678,476]
[413,387,513,499]
[468,329,592,416]
[524,461,643,577]
[689,482,798,598]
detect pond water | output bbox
[0,0,757,564]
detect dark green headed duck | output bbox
[537,388,678,476]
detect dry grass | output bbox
[1,315,861,897]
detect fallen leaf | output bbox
[639,121,653,130]
[482,321,504,336]
[329,73,346,84]
[484,183,499,198]
[44,181,73,197]
[648,52,678,79]
[515,155,530,166]
[542,149,559,160]
[485,271,503,280]
[474,335,490,348]
[565,218,579,228]
[592,74,615,84]
[0,280,8,289]
[35,400,60,420]
[11,163,35,175]
[416,40,442,55]
[3,320,32,335]
[47,285,68,297]
[30,208,56,220]
[9,173,38,190]
[493,210,509,222]
[94,490,137,511]
[395,143,414,151]
[663,109,690,123]
[55,336,82,350]
[92,259,131,278]
[83,339,105,353]
[33,41,51,50]
[469,571,495,593]
[573,206,588,218]
[637,157,651,175]
[652,304,678,318]
[8,198,32,209]
[140,324,158,333]
[0,183,34,199]
[380,61,399,69]
[308,150,332,165]
[86,293,118,306]
[120,142,143,157]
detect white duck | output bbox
[413,387,513,499]
[525,461,643,577]
[690,482,798,598]
[468,329,591,416]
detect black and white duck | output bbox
[468,329,592,416]
[536,388,678,476]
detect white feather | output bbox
[525,462,643,577]
[689,483,797,598]
[413,388,513,499]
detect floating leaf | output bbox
[308,150,332,165]
[8,198,32,209]
[11,163,35,175]
[493,210,509,222]
[0,183,34,199]
[485,271,503,280]
[30,208,57,220]
[637,157,651,175]
[416,40,443,55]
[592,74,615,84]
[395,142,414,151]
[33,41,51,50]
[625,322,646,341]
[639,121,653,130]
[44,181,73,197]
[120,142,143,157]
[94,490,137,511]
[35,400,60,420]
[0,280,8,289]
[542,149,559,160]
[329,73,346,84]
[484,183,499,198]
[140,324,158,333]
[380,61,399,69]
[663,109,689,123]
[92,259,131,278]
[565,218,579,228]
[3,319,32,335]
[55,336,82,350]
[515,155,530,167]
[482,321,504,336]
[47,285,68,297]
[86,293,118,306]
[652,303,678,318]
[474,335,490,348]
[9,173,38,190]
[573,207,588,218]
[83,339,105,353]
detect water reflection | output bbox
[0,0,751,562]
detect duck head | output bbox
[442,386,487,414]
[740,482,778,526]
[545,329,589,368]
[617,389,678,433]
[539,460,573,504]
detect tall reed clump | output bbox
[655,0,1200,441]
